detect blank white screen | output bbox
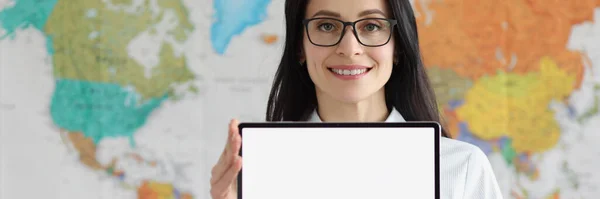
[241,127,436,199]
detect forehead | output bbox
[305,0,392,20]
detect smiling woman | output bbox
[266,0,445,125]
[300,0,399,116]
[209,0,504,198]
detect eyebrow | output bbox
[358,9,387,17]
[311,9,387,18]
[312,10,340,18]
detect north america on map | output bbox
[1,0,599,199]
[0,0,273,198]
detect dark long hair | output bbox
[266,0,449,138]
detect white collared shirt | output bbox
[308,108,504,199]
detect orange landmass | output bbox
[545,190,560,199]
[515,152,540,180]
[67,132,103,170]
[113,170,124,177]
[138,181,159,199]
[137,181,194,199]
[262,34,278,44]
[415,0,598,89]
[181,193,194,199]
[443,108,460,138]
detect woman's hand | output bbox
[210,119,243,199]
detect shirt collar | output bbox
[308,107,406,122]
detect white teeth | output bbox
[331,68,367,76]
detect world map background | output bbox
[0,0,599,198]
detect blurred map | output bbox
[0,0,599,198]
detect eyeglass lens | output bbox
[306,18,393,46]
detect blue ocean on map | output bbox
[0,0,58,54]
[457,122,494,154]
[211,0,271,54]
[50,79,166,146]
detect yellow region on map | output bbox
[456,57,575,153]
[138,181,193,199]
[414,0,597,89]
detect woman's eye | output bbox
[364,24,380,31]
[318,23,335,31]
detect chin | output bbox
[327,88,379,104]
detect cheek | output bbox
[304,45,326,81]
[370,47,395,68]
[304,46,327,64]
[304,46,331,76]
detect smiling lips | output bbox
[327,65,372,80]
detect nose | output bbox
[335,27,363,57]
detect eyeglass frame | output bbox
[301,17,398,47]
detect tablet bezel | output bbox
[236,122,441,199]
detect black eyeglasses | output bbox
[302,17,398,47]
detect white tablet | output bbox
[237,122,440,199]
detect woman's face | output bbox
[302,0,395,103]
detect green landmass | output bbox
[45,0,195,101]
[427,66,473,107]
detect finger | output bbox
[222,119,239,167]
[210,156,242,198]
[211,120,235,177]
[216,119,237,165]
[231,129,242,157]
[224,119,237,155]
[213,156,243,195]
[211,133,241,186]
[211,119,240,184]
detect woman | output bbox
[210,0,503,198]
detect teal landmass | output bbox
[50,79,166,146]
[499,137,517,165]
[211,0,271,54]
[0,0,58,54]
